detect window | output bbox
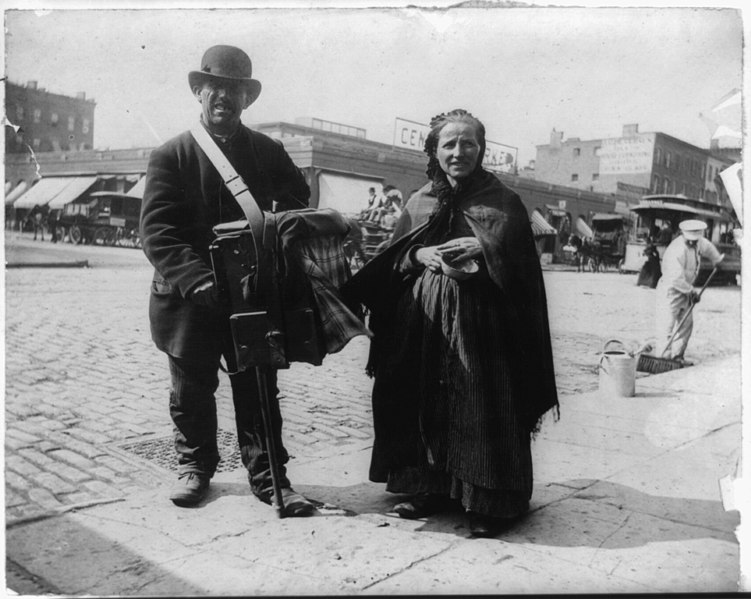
[663,178,671,193]
[573,147,581,157]
[571,173,579,182]
[33,109,41,123]
[50,112,59,126]
[592,173,599,181]
[82,119,90,134]
[15,105,24,121]
[655,148,662,165]
[68,116,75,132]
[665,151,672,169]
[593,146,601,155]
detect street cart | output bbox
[588,213,628,272]
[622,194,740,285]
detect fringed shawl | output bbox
[341,169,559,432]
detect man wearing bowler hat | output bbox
[655,219,723,362]
[140,45,315,515]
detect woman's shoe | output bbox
[393,493,448,519]
[468,511,518,538]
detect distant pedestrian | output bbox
[656,221,673,245]
[31,206,45,241]
[655,219,723,362]
[343,109,558,538]
[47,210,59,243]
[636,239,661,288]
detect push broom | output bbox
[637,262,721,374]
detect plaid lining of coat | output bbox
[293,235,372,354]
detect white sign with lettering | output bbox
[598,136,654,175]
[394,117,517,173]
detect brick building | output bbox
[5,80,96,155]
[534,124,735,208]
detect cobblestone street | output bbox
[4,234,742,525]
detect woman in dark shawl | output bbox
[637,238,662,288]
[342,110,558,537]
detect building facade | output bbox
[7,116,623,263]
[5,80,96,155]
[534,124,735,208]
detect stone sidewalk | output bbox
[6,354,742,595]
[4,237,744,594]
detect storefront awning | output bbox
[13,177,74,210]
[5,181,29,206]
[575,216,594,239]
[47,176,99,209]
[530,209,557,236]
[317,172,383,214]
[126,176,145,198]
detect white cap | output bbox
[679,219,707,240]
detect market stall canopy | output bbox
[530,209,557,236]
[5,181,29,206]
[47,176,99,209]
[13,177,74,210]
[575,216,594,239]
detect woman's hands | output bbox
[414,246,444,272]
[413,237,481,272]
[437,237,481,255]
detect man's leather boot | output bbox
[170,472,210,507]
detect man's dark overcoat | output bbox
[140,123,310,361]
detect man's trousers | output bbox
[167,355,291,499]
[655,289,693,359]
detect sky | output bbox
[2,3,745,166]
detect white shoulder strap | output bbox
[190,123,265,245]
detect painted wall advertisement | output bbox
[597,136,654,175]
[394,117,517,174]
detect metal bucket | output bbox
[598,339,636,397]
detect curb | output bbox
[5,260,90,269]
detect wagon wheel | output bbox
[113,227,127,247]
[588,257,597,273]
[93,227,111,246]
[55,226,66,243]
[69,225,83,245]
[104,228,117,246]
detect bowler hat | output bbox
[188,45,262,105]
[679,219,707,240]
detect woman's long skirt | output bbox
[637,257,661,288]
[371,267,533,518]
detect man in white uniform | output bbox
[655,219,723,362]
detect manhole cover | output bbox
[119,430,242,473]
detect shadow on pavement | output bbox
[6,512,207,596]
[296,478,739,549]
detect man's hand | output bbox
[192,280,220,308]
[689,290,701,304]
